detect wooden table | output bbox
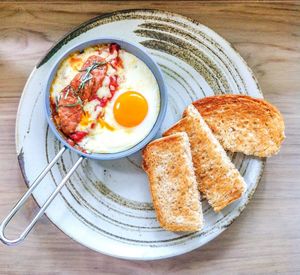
[0,1,299,274]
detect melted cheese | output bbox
[97,76,111,98]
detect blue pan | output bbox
[0,38,168,245]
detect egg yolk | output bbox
[113,91,148,127]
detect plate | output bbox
[16,9,264,260]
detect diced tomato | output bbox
[69,131,88,143]
[91,122,96,129]
[109,75,118,87]
[91,94,101,101]
[109,43,120,54]
[91,94,108,107]
[109,75,118,97]
[100,97,108,107]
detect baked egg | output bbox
[50,44,160,153]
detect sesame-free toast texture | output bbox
[188,95,285,157]
[164,105,246,212]
[142,132,203,231]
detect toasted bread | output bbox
[164,105,246,212]
[142,132,203,232]
[186,95,285,157]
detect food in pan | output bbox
[50,43,160,153]
[142,132,203,232]
[189,95,285,157]
[164,105,246,212]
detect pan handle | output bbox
[0,147,84,246]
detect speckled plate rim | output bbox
[15,9,266,260]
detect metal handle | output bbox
[0,147,84,246]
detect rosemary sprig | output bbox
[77,61,107,93]
[55,94,60,106]
[78,61,107,73]
[77,96,82,104]
[55,94,61,112]
[77,75,93,92]
[60,102,81,108]
[64,85,74,99]
[57,98,83,109]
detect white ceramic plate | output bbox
[16,9,264,260]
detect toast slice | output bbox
[164,105,246,212]
[187,95,285,157]
[142,132,203,232]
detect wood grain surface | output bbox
[0,1,299,274]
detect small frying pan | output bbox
[0,38,168,245]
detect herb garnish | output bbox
[77,61,107,93]
[56,61,107,111]
[64,85,74,99]
[57,96,83,109]
[60,101,81,108]
[77,75,93,92]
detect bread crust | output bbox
[142,133,203,232]
[186,95,285,157]
[164,105,246,212]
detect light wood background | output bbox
[0,1,299,274]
